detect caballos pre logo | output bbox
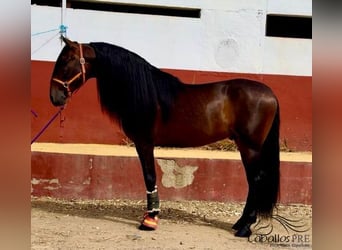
[248,214,312,248]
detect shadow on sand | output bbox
[32,198,236,234]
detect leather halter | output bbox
[52,43,86,97]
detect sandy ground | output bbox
[31,197,312,250]
[31,144,312,249]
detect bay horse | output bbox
[50,37,280,238]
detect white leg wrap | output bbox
[146,186,160,212]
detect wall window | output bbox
[31,0,201,18]
[266,14,312,39]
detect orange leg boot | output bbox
[139,187,160,230]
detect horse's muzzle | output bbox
[50,90,67,107]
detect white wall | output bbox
[31,0,312,76]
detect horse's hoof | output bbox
[232,218,244,231]
[139,212,159,230]
[232,215,256,231]
[138,224,156,231]
[234,225,252,238]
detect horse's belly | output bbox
[155,132,230,148]
[153,117,231,148]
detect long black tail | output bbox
[255,103,280,218]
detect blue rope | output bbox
[31,25,68,55]
[31,28,59,37]
[31,32,60,55]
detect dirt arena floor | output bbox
[31,143,312,249]
[31,197,312,249]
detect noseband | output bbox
[52,43,86,97]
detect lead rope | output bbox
[31,106,65,144]
[31,1,69,144]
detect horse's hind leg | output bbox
[232,143,261,237]
[135,142,160,230]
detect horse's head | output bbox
[50,36,93,106]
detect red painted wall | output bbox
[31,152,312,204]
[31,60,312,151]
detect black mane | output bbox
[89,42,184,134]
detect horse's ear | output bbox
[61,36,78,48]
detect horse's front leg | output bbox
[135,143,160,230]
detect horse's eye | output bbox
[65,56,74,62]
